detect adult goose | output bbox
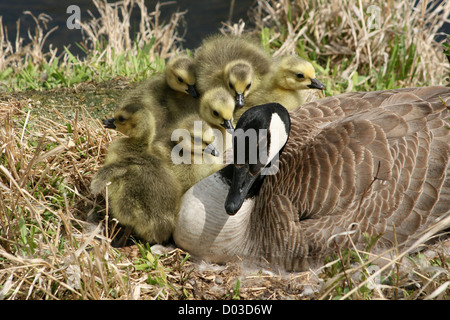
[173,86,450,271]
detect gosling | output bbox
[165,113,224,193]
[194,34,272,108]
[91,102,182,245]
[235,55,325,121]
[165,53,199,98]
[199,86,236,135]
[104,53,200,127]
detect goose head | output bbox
[199,87,236,133]
[223,60,254,108]
[165,54,199,98]
[272,55,324,91]
[225,103,291,215]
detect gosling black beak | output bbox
[186,84,199,98]
[103,118,116,129]
[307,78,325,90]
[203,144,219,157]
[220,119,234,133]
[235,93,245,108]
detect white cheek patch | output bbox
[261,113,288,176]
[267,113,289,165]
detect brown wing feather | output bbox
[250,86,450,270]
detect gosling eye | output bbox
[296,73,304,79]
[117,116,126,122]
[229,81,234,90]
[213,110,219,117]
[177,76,184,83]
[246,83,251,90]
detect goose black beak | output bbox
[307,78,325,90]
[203,144,219,157]
[235,93,245,108]
[103,118,116,129]
[225,163,259,215]
[187,84,199,98]
[221,120,235,133]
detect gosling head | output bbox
[201,126,220,158]
[166,54,199,98]
[223,60,254,108]
[103,103,155,141]
[199,87,235,133]
[174,118,220,159]
[274,55,325,91]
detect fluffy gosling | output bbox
[92,103,182,245]
[165,113,224,193]
[165,53,199,98]
[234,55,325,121]
[104,53,200,127]
[199,87,236,133]
[194,34,272,108]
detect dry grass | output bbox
[0,0,449,301]
[245,0,449,91]
[317,224,450,300]
[0,98,124,299]
[0,97,317,300]
[79,0,186,64]
[0,0,186,91]
[0,12,59,72]
[1,89,449,300]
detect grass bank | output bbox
[0,0,449,300]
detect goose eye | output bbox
[246,83,251,90]
[296,73,304,79]
[229,81,234,90]
[177,76,183,83]
[213,110,219,117]
[118,116,125,122]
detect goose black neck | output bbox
[223,103,291,215]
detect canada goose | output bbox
[165,113,224,193]
[234,55,325,121]
[194,34,272,108]
[199,87,235,132]
[173,86,450,271]
[223,59,254,108]
[197,86,237,156]
[165,53,199,98]
[102,87,169,140]
[103,53,199,127]
[92,103,182,245]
